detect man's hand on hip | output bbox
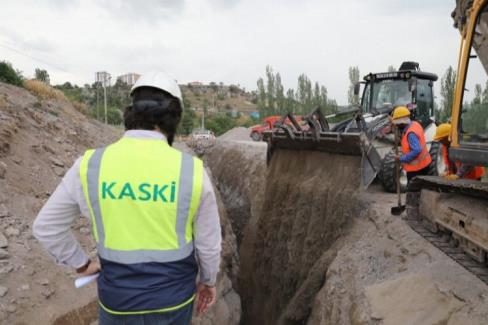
[196,283,216,315]
[77,259,101,276]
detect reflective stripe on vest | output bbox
[79,138,203,264]
[401,121,432,172]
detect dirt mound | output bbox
[307,187,488,325]
[240,149,363,324]
[0,81,120,324]
[218,127,251,142]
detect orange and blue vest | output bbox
[401,121,432,172]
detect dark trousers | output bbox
[99,302,193,325]
[406,166,430,182]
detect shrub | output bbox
[0,61,23,86]
[23,79,67,101]
[73,101,88,114]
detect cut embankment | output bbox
[240,149,364,324]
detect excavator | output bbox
[264,0,488,282]
[405,0,488,284]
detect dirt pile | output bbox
[218,127,251,142]
[0,82,120,324]
[307,187,488,324]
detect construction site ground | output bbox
[1,81,488,324]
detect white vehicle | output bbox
[190,129,216,141]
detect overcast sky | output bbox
[0,0,470,104]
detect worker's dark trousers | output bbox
[406,166,430,183]
[98,302,193,325]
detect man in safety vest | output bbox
[391,106,432,183]
[33,72,222,324]
[434,123,485,180]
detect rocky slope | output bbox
[0,81,120,324]
[0,82,241,324]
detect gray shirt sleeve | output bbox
[33,158,89,268]
[194,170,222,286]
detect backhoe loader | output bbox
[263,62,443,190]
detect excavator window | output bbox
[363,79,411,113]
[416,79,434,126]
[460,8,488,146]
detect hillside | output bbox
[180,83,257,115]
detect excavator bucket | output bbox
[263,108,383,188]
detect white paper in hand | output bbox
[75,273,99,288]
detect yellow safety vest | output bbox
[80,137,203,264]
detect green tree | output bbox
[482,80,488,104]
[313,82,321,108]
[473,84,483,105]
[203,98,209,116]
[180,108,195,135]
[437,66,457,122]
[285,88,295,113]
[387,65,396,72]
[0,61,23,87]
[35,68,50,84]
[265,65,275,115]
[205,113,236,135]
[106,106,123,125]
[256,77,267,118]
[320,86,328,110]
[348,66,360,106]
[297,73,313,114]
[275,73,285,114]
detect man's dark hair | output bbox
[124,86,182,145]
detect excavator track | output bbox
[405,176,488,284]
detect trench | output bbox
[206,141,366,324]
[52,140,365,325]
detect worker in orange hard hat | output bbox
[391,106,432,183]
[434,123,485,180]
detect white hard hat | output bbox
[131,72,183,108]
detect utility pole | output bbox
[96,83,99,121]
[103,83,107,124]
[103,75,111,124]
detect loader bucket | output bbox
[263,108,382,188]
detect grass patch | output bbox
[24,79,67,101]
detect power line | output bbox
[0,42,71,74]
